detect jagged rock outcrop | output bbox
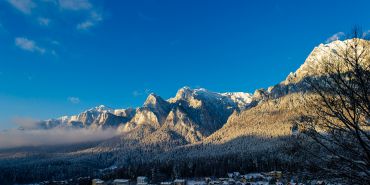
[36,87,253,145]
[39,105,135,129]
[123,87,253,144]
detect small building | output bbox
[226,172,241,179]
[264,171,282,179]
[113,179,130,185]
[222,181,229,185]
[174,179,186,185]
[244,173,266,181]
[254,182,269,185]
[92,179,105,185]
[233,172,240,178]
[228,179,236,185]
[187,180,207,185]
[204,177,212,183]
[137,176,149,185]
[161,182,173,185]
[314,181,326,185]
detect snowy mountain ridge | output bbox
[36,39,361,143]
[37,87,253,143]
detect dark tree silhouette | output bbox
[302,27,370,184]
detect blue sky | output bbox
[0,0,369,129]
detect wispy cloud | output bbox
[7,0,36,14]
[15,37,45,54]
[9,0,105,34]
[0,127,119,148]
[68,97,80,104]
[77,11,103,30]
[37,17,51,26]
[11,117,40,129]
[76,20,94,30]
[12,117,40,129]
[58,0,92,11]
[363,30,370,38]
[51,40,60,45]
[133,89,152,97]
[132,90,142,97]
[51,49,58,56]
[326,32,345,43]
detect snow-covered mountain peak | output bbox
[170,87,217,102]
[221,92,253,109]
[173,86,194,100]
[143,93,168,108]
[168,86,253,110]
[87,105,114,113]
[283,39,368,85]
[38,86,255,134]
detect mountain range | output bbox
[0,39,360,183]
[36,40,346,144]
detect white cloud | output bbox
[15,37,46,54]
[0,127,119,148]
[7,0,36,14]
[133,89,152,97]
[363,30,370,38]
[51,40,60,45]
[37,17,51,26]
[76,20,94,30]
[77,11,103,30]
[68,97,80,104]
[58,0,92,11]
[12,117,40,129]
[51,49,57,56]
[145,89,152,94]
[326,32,345,43]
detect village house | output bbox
[243,173,268,182]
[113,179,130,185]
[263,171,282,180]
[137,176,149,185]
[187,180,207,185]
[92,179,105,185]
[204,177,212,183]
[208,180,222,185]
[227,178,235,185]
[160,181,173,185]
[174,179,186,185]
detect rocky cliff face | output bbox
[37,87,253,144]
[120,87,253,144]
[39,105,135,129]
